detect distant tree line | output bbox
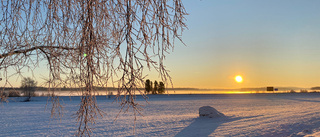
[1,77,38,101]
[145,79,165,94]
[311,87,320,90]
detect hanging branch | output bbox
[0,0,187,136]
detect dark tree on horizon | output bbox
[145,79,152,94]
[153,81,158,94]
[158,82,165,94]
[150,81,153,93]
[20,77,37,102]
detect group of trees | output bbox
[145,79,165,94]
[1,77,38,101]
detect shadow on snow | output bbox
[175,115,261,137]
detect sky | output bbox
[2,0,320,89]
[161,0,320,89]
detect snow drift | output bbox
[199,106,225,118]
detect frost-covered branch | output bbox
[0,0,187,136]
[0,46,76,59]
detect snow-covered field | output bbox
[1,93,320,137]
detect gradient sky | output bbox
[161,0,320,89]
[2,0,320,89]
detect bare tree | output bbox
[21,77,37,102]
[0,0,187,136]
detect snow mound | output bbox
[303,128,320,137]
[199,106,225,118]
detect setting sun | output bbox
[235,75,243,83]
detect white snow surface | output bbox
[1,93,320,137]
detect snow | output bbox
[199,106,225,118]
[1,93,320,136]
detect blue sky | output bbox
[161,0,320,89]
[2,0,320,89]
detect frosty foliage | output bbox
[0,0,187,136]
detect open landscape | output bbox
[2,0,320,136]
[1,93,320,136]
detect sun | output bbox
[235,75,243,83]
